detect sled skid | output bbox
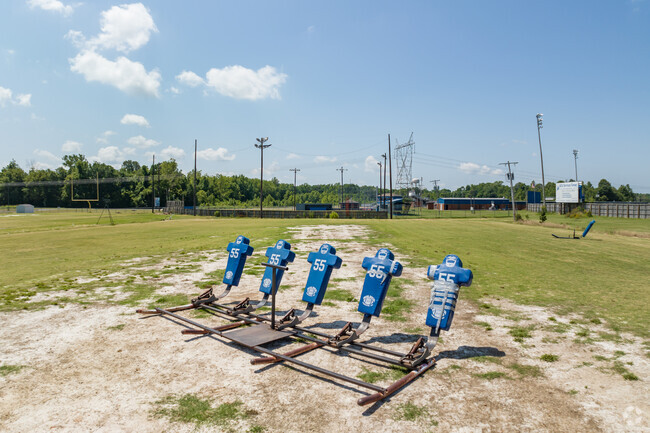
[357,358,436,406]
[136,286,229,315]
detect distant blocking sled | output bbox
[137,235,473,406]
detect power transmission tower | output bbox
[394,132,414,190]
[499,161,518,221]
[573,149,579,182]
[336,166,347,208]
[290,168,300,210]
[255,137,271,219]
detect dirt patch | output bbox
[1,225,647,432]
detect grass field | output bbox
[1,211,648,340]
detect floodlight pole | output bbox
[290,168,300,211]
[336,166,347,208]
[573,149,579,182]
[255,137,271,218]
[500,161,518,221]
[536,113,546,207]
[193,139,197,216]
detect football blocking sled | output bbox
[137,242,475,406]
[136,235,254,315]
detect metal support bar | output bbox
[154,307,385,393]
[357,358,436,406]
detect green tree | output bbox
[597,179,619,201]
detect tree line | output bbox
[0,155,646,208]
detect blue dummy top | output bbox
[426,254,473,287]
[223,235,254,286]
[357,248,403,317]
[302,243,343,305]
[259,239,296,295]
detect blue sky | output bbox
[1,1,649,192]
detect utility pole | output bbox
[430,180,440,210]
[388,134,393,219]
[573,149,579,182]
[193,139,197,216]
[499,161,518,221]
[381,153,387,209]
[290,168,300,211]
[536,114,546,207]
[377,161,382,210]
[151,154,155,213]
[255,137,271,218]
[336,166,347,208]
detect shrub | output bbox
[214,210,220,217]
[539,206,547,223]
[329,211,339,219]
[515,213,523,221]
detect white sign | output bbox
[556,182,581,203]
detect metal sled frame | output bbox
[142,263,437,406]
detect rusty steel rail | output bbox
[154,307,385,393]
[198,303,416,363]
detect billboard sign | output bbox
[556,182,581,203]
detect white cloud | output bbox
[121,113,150,127]
[251,160,279,177]
[159,145,186,160]
[168,86,180,94]
[178,65,288,100]
[0,87,11,107]
[69,50,161,97]
[286,153,301,160]
[15,94,32,107]
[96,146,124,163]
[87,3,158,53]
[28,0,74,16]
[0,86,31,107]
[364,155,379,172]
[314,155,337,163]
[459,162,502,176]
[62,140,83,152]
[127,135,159,148]
[96,130,116,144]
[176,70,204,87]
[33,149,61,163]
[197,147,236,161]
